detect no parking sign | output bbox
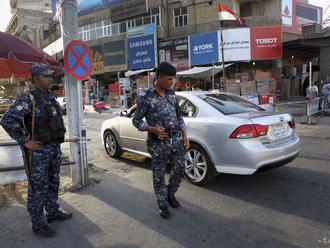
[64,40,93,80]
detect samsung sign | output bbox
[189,32,219,66]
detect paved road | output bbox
[0,112,330,247]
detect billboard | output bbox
[103,40,127,72]
[127,24,157,70]
[127,34,157,70]
[90,45,104,75]
[282,0,323,35]
[282,0,293,26]
[189,32,219,66]
[250,27,282,60]
[218,28,251,62]
[52,0,147,17]
[296,2,323,25]
[158,37,189,72]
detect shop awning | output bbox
[125,69,154,77]
[176,64,233,79]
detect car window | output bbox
[181,100,196,117]
[201,94,265,115]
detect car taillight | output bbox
[288,119,295,129]
[230,124,269,139]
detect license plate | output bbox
[269,123,289,139]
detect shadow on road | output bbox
[203,165,330,226]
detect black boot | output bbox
[47,210,73,223]
[32,224,56,238]
[158,206,171,219]
[168,194,181,208]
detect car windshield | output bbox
[201,94,265,115]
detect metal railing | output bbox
[0,137,90,185]
[270,97,326,124]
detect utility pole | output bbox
[219,20,226,91]
[59,0,87,187]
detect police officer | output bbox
[50,84,61,98]
[133,62,190,219]
[0,63,72,238]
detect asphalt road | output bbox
[70,113,330,247]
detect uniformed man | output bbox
[0,63,72,238]
[133,62,190,219]
[50,84,61,98]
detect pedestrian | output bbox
[0,63,72,238]
[322,81,330,107]
[132,62,190,219]
[50,84,61,98]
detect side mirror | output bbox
[188,110,194,117]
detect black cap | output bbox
[156,62,176,77]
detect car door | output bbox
[119,106,148,153]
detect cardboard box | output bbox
[257,80,270,95]
[241,80,257,96]
[226,80,241,95]
[255,71,272,81]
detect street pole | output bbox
[219,20,226,91]
[212,61,215,90]
[59,0,86,187]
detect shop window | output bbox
[173,7,188,27]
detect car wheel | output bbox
[104,131,122,158]
[185,143,216,185]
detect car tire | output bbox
[184,143,216,185]
[104,131,122,158]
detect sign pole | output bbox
[60,0,86,187]
[219,20,226,91]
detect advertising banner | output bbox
[218,28,251,62]
[90,45,104,75]
[52,0,147,17]
[103,40,127,72]
[250,26,282,60]
[282,0,293,26]
[127,34,157,70]
[158,37,189,72]
[189,32,219,66]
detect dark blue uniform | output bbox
[133,87,186,207]
[0,86,65,229]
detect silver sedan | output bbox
[101,91,300,185]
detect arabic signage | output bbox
[127,34,157,70]
[158,36,189,72]
[189,32,219,66]
[218,28,251,62]
[127,24,157,70]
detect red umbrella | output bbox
[0,31,62,78]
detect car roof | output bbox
[175,91,233,98]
